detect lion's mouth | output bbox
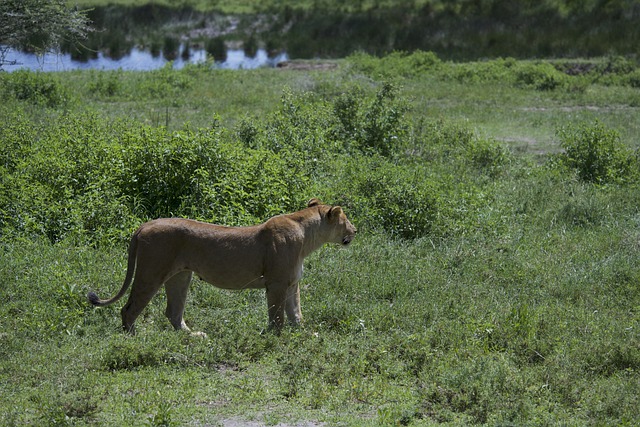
[342,236,354,246]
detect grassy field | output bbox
[1,53,639,425]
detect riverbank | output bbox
[53,1,640,65]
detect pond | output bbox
[2,45,288,72]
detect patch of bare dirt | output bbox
[217,419,325,427]
[519,105,637,112]
[276,61,338,71]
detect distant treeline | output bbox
[282,0,640,59]
[76,0,639,16]
[69,0,640,60]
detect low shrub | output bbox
[332,81,409,156]
[0,113,310,245]
[556,121,637,184]
[1,78,512,244]
[467,138,510,177]
[240,82,409,159]
[326,152,499,240]
[346,50,442,78]
[347,52,592,93]
[86,70,122,97]
[413,118,510,178]
[353,162,438,239]
[445,57,517,84]
[626,69,640,88]
[0,110,35,173]
[139,62,193,100]
[2,70,70,107]
[515,62,567,91]
[258,88,335,160]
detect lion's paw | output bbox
[190,331,208,338]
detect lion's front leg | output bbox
[285,283,302,325]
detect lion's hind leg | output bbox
[164,271,199,334]
[120,276,164,334]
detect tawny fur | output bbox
[87,199,356,334]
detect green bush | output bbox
[0,110,34,173]
[330,155,498,240]
[139,62,193,100]
[413,119,510,177]
[419,118,475,149]
[515,62,567,91]
[259,88,335,160]
[2,70,70,106]
[87,70,122,97]
[0,87,391,243]
[570,56,640,88]
[0,81,511,245]
[445,57,517,84]
[626,69,640,88]
[0,113,310,245]
[331,81,409,156]
[240,83,408,159]
[346,50,442,78]
[347,52,639,94]
[467,138,510,177]
[353,162,438,239]
[557,121,637,184]
[356,81,409,156]
[597,55,637,76]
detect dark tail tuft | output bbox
[87,291,101,306]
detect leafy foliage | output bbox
[348,51,640,91]
[514,62,568,91]
[346,50,442,78]
[0,111,310,245]
[556,121,637,184]
[0,0,91,68]
[87,70,123,97]
[3,66,637,246]
[2,70,71,106]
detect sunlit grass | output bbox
[2,220,638,424]
[30,58,639,155]
[1,55,639,425]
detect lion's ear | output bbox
[328,206,343,219]
[307,198,322,207]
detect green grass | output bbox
[2,229,638,425]
[1,54,639,425]
[9,56,639,152]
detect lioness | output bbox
[87,199,356,334]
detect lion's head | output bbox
[307,198,357,246]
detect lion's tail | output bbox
[87,229,139,307]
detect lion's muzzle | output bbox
[342,235,355,246]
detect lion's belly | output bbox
[189,258,265,290]
[200,272,267,290]
[178,231,266,290]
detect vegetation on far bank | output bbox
[72,0,640,15]
[56,0,640,62]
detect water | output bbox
[2,45,289,72]
[2,3,635,73]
